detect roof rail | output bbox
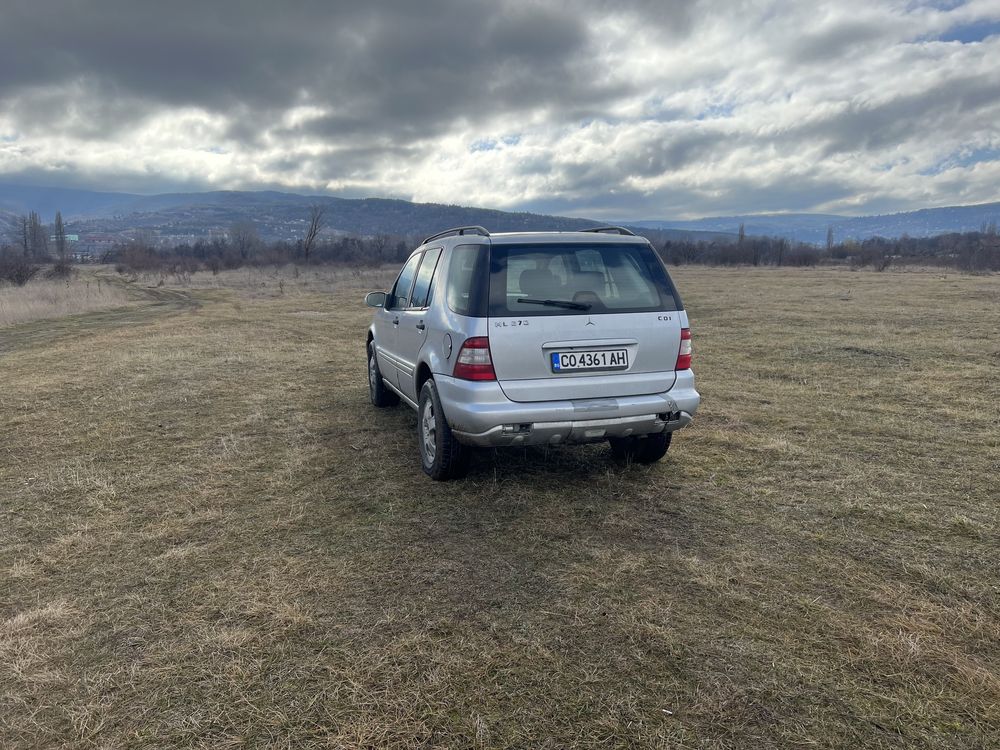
[422,226,490,245]
[581,226,636,236]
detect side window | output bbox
[389,252,422,310]
[447,244,489,316]
[604,251,661,308]
[409,248,442,309]
[576,248,604,272]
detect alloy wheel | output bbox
[368,348,378,398]
[421,398,437,464]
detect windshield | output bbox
[488,242,681,316]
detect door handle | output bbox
[392,317,399,326]
[415,322,425,330]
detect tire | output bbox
[368,341,398,408]
[609,431,672,464]
[418,379,470,480]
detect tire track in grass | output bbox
[0,282,202,356]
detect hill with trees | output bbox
[632,202,1000,243]
[0,184,727,244]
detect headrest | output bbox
[519,268,557,297]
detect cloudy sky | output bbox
[1,0,999,220]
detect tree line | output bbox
[4,210,1000,287]
[651,222,1000,273]
[0,209,73,284]
[0,204,414,284]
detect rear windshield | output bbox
[488,242,681,316]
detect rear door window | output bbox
[409,247,442,309]
[488,243,680,316]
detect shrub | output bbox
[45,258,75,279]
[783,246,821,266]
[0,249,40,286]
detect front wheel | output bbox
[609,431,672,464]
[418,379,470,480]
[368,341,398,408]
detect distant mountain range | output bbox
[630,202,1000,243]
[1,182,997,246]
[0,184,726,245]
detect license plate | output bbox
[550,349,629,372]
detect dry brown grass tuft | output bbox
[1,266,998,748]
[0,273,131,328]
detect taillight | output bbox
[453,337,496,381]
[675,328,692,370]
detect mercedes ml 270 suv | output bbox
[364,226,699,480]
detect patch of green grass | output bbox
[1,266,998,748]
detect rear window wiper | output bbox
[516,298,591,311]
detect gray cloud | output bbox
[795,72,1000,156]
[618,130,730,176]
[788,21,889,64]
[0,0,998,218]
[0,1,605,138]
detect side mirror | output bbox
[365,291,387,308]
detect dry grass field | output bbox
[1,266,998,748]
[0,273,131,328]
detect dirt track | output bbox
[0,280,200,355]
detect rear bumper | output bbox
[435,370,700,448]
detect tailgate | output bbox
[489,311,680,402]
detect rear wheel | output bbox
[418,379,470,480]
[368,341,398,407]
[609,431,672,464]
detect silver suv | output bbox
[364,226,700,479]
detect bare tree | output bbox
[20,214,30,257]
[28,211,48,257]
[54,211,67,261]
[230,221,259,261]
[0,245,40,285]
[775,237,787,267]
[302,204,326,262]
[826,225,834,251]
[370,232,390,264]
[49,210,74,276]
